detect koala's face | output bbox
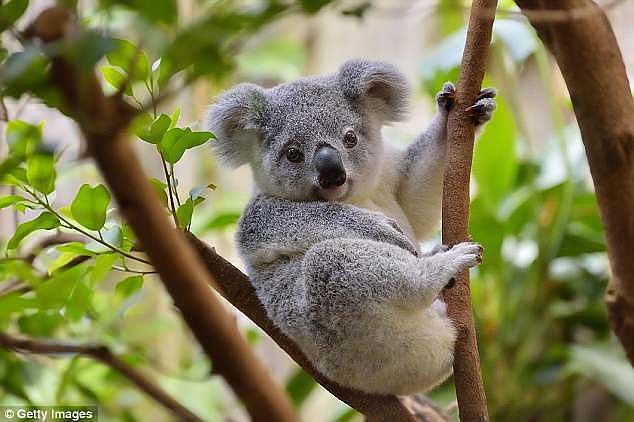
[206,60,409,202]
[251,80,383,201]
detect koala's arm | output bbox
[395,84,496,241]
[238,195,419,266]
[303,239,482,313]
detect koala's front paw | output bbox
[436,82,456,112]
[466,87,497,125]
[445,242,483,272]
[432,241,482,281]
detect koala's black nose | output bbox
[314,145,347,189]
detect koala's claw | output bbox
[476,87,497,101]
[467,87,497,125]
[436,82,456,112]
[445,277,456,289]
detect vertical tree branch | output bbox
[441,1,497,421]
[25,8,297,421]
[514,0,634,364]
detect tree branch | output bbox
[24,8,297,421]
[514,0,634,365]
[441,1,497,421]
[0,332,202,422]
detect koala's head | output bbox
[206,59,409,202]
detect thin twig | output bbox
[0,332,202,422]
[112,265,156,275]
[161,156,180,227]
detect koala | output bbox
[205,60,495,395]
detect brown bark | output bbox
[0,332,202,421]
[441,1,497,421]
[515,0,634,364]
[25,8,297,422]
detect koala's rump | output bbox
[304,301,456,395]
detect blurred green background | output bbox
[0,0,633,421]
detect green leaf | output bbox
[70,184,111,230]
[149,177,168,207]
[202,212,240,231]
[158,128,213,164]
[26,152,56,194]
[0,0,29,31]
[65,279,93,321]
[3,167,28,185]
[137,114,170,144]
[90,253,117,285]
[8,211,59,249]
[0,294,37,320]
[106,0,177,25]
[115,275,144,298]
[0,194,27,209]
[2,47,49,98]
[101,66,132,95]
[176,198,194,228]
[169,108,181,128]
[48,251,82,273]
[285,368,317,406]
[56,242,97,256]
[299,0,330,13]
[6,120,41,156]
[107,39,150,81]
[0,156,25,181]
[36,264,87,309]
[18,311,64,336]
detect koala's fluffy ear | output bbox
[205,83,266,167]
[337,59,409,123]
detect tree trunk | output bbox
[515,0,634,365]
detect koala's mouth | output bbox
[314,180,351,202]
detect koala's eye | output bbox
[343,130,357,148]
[285,147,304,163]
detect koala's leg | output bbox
[302,238,482,314]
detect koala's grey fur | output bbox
[206,60,495,395]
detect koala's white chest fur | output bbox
[348,143,429,243]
